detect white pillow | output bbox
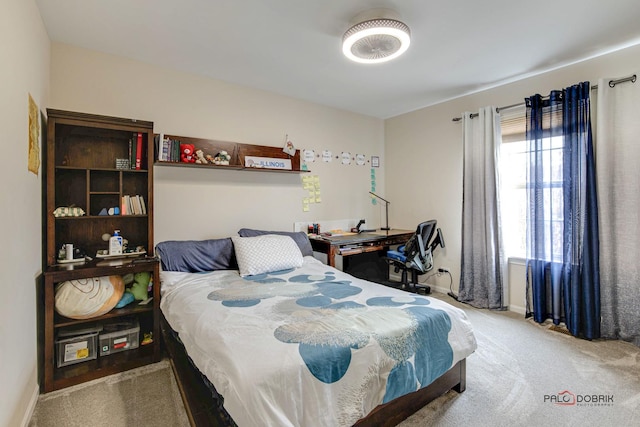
[232,235,303,276]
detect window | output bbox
[499,106,564,261]
[499,105,527,259]
[499,139,527,258]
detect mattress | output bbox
[160,256,476,426]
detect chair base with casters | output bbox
[385,220,445,294]
[386,248,432,294]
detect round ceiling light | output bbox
[342,13,410,64]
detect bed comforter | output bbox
[160,256,476,426]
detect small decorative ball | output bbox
[102,233,111,242]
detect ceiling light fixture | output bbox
[342,9,411,64]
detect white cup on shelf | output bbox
[65,243,74,260]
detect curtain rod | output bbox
[451,74,637,122]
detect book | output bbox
[139,195,147,215]
[128,138,134,170]
[154,134,162,162]
[133,195,142,215]
[160,135,166,162]
[128,195,135,215]
[165,138,172,162]
[130,136,137,170]
[159,134,168,162]
[172,139,180,162]
[135,132,143,169]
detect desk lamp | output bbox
[369,191,390,230]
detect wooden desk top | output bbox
[312,229,413,244]
[309,229,413,267]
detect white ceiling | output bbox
[35,0,640,119]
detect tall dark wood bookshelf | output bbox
[41,109,160,392]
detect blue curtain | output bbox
[525,82,600,340]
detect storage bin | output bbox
[56,332,98,367]
[99,319,140,356]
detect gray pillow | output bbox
[156,238,237,272]
[237,228,314,257]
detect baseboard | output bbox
[429,285,452,296]
[428,286,526,316]
[20,383,39,427]
[508,304,526,315]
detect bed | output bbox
[157,231,477,426]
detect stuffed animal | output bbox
[55,275,125,319]
[130,271,151,300]
[194,149,208,164]
[180,143,196,163]
[115,291,135,308]
[214,150,231,165]
[141,332,154,346]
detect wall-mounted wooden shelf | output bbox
[153,134,310,173]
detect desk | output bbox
[309,229,414,268]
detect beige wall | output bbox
[7,4,640,422]
[385,43,640,309]
[0,0,50,426]
[49,44,386,243]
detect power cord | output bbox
[437,268,458,301]
[418,268,457,300]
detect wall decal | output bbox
[341,152,351,165]
[303,149,316,163]
[322,150,332,162]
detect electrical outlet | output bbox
[438,267,450,274]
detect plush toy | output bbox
[214,150,231,165]
[180,143,196,163]
[55,275,124,319]
[122,273,134,285]
[130,271,151,300]
[194,149,208,164]
[115,291,135,308]
[141,332,154,346]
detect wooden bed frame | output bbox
[161,314,467,426]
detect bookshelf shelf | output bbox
[54,215,149,220]
[56,166,149,172]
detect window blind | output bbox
[500,104,526,143]
[500,102,565,143]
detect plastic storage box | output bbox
[99,319,140,356]
[56,332,98,367]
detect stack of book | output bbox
[121,195,147,215]
[154,134,181,162]
[129,132,145,170]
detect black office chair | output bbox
[385,220,445,294]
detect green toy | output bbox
[130,271,151,300]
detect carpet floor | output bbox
[29,359,190,427]
[29,292,640,426]
[400,293,640,426]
